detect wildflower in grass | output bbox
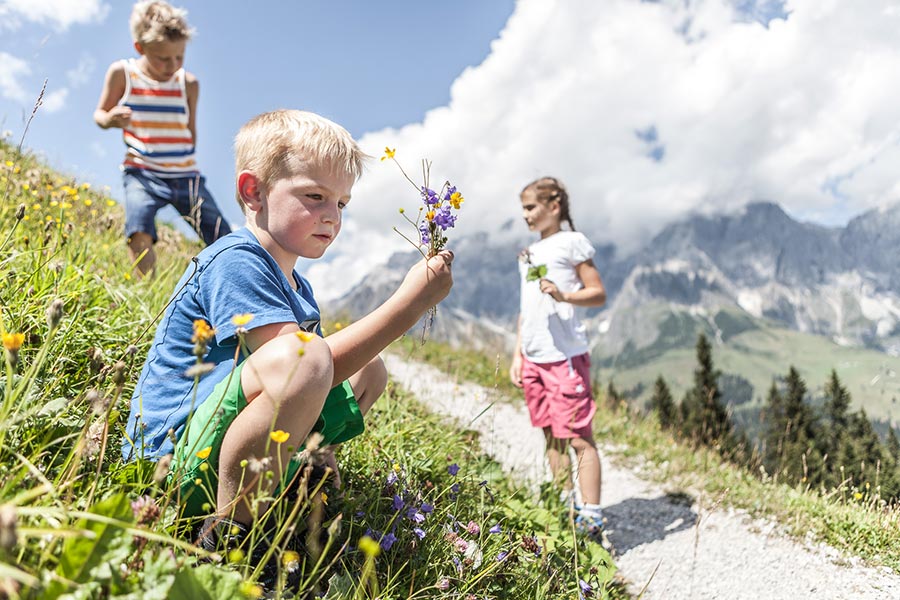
[232,312,254,334]
[420,502,433,514]
[854,492,863,500]
[2,332,24,368]
[380,531,398,551]
[130,495,160,526]
[453,538,469,553]
[413,527,426,540]
[465,521,480,536]
[87,389,110,416]
[489,524,502,534]
[184,362,215,378]
[436,577,450,591]
[247,456,271,474]
[359,535,381,558]
[447,463,460,476]
[406,507,425,523]
[15,203,24,221]
[579,579,593,599]
[196,446,212,460]
[496,550,509,562]
[386,470,399,486]
[227,548,245,563]
[380,147,396,161]
[153,454,172,484]
[239,582,264,599]
[112,360,127,386]
[282,550,300,573]
[191,319,215,358]
[45,298,64,330]
[392,494,404,511]
[270,430,290,444]
[82,421,104,459]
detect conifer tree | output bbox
[649,375,676,429]
[762,380,786,476]
[680,334,732,448]
[821,370,852,485]
[779,367,821,484]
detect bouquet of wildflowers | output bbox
[381,148,463,258]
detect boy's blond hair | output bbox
[130,1,194,45]
[234,109,367,211]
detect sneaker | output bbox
[196,516,279,589]
[574,511,613,551]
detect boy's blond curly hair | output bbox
[234,110,367,211]
[130,1,194,45]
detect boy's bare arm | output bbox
[325,251,454,384]
[94,62,131,129]
[184,72,199,144]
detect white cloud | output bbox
[0,0,109,31]
[313,0,900,300]
[0,52,30,103]
[66,55,96,88]
[40,87,68,113]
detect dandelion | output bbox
[192,319,216,357]
[270,430,290,444]
[359,535,381,558]
[282,550,300,572]
[2,333,24,352]
[196,446,212,460]
[106,199,116,207]
[854,492,863,500]
[231,313,254,327]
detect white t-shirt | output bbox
[518,231,596,363]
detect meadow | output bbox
[0,138,619,599]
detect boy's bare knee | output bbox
[242,333,333,405]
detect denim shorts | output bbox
[123,168,231,244]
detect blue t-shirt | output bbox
[123,227,321,460]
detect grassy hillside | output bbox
[594,305,900,434]
[0,139,620,599]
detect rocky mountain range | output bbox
[337,200,900,358]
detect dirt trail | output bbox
[384,353,900,600]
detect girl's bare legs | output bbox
[570,433,601,505]
[544,427,573,494]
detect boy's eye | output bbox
[306,194,323,201]
[338,202,347,210]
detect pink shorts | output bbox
[521,353,596,439]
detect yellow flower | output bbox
[227,548,245,563]
[295,330,315,343]
[320,492,328,505]
[359,535,381,558]
[22,184,29,191]
[4,161,12,167]
[380,147,396,162]
[282,550,300,568]
[231,313,254,327]
[449,191,464,210]
[854,492,863,500]
[425,210,435,222]
[83,199,92,207]
[270,430,290,444]
[123,272,132,281]
[81,182,90,190]
[196,446,212,459]
[106,199,116,207]
[191,320,216,345]
[2,333,25,352]
[239,581,263,599]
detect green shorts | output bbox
[171,361,365,517]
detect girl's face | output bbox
[520,190,561,238]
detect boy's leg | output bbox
[170,175,232,245]
[219,333,333,524]
[319,355,387,488]
[123,169,167,276]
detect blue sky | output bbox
[4,1,900,299]
[0,0,515,230]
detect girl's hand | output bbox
[509,353,524,388]
[104,105,133,129]
[539,278,565,302]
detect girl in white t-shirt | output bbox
[508,177,608,541]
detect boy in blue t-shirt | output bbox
[123,109,454,545]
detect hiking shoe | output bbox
[574,512,613,551]
[197,516,279,589]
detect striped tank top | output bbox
[119,58,198,177]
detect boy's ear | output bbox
[133,41,144,55]
[238,171,263,210]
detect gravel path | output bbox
[384,353,900,600]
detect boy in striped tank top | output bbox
[94,1,231,276]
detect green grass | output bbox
[0,139,622,599]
